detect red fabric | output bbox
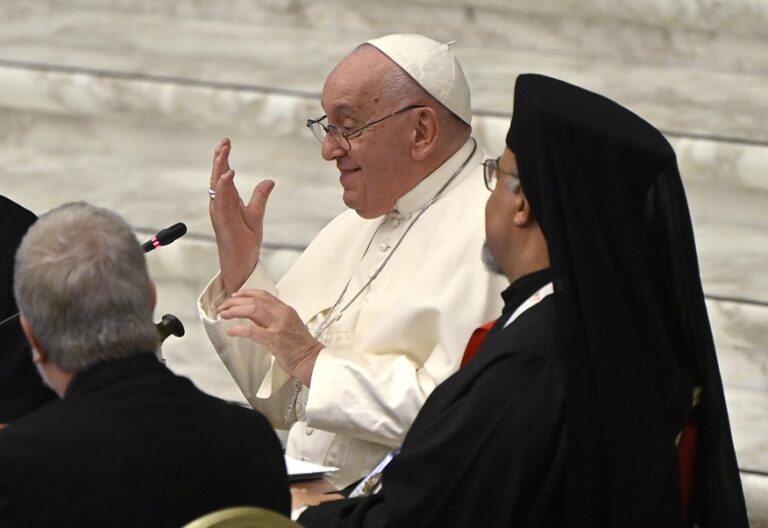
[678,417,699,524]
[460,320,496,368]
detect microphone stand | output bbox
[0,313,19,329]
[155,314,185,363]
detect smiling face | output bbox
[319,46,423,219]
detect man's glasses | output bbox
[306,105,426,151]
[482,158,519,192]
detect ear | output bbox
[148,279,157,311]
[19,314,47,364]
[512,190,535,227]
[410,107,438,161]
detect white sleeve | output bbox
[197,262,295,426]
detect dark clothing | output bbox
[507,75,747,526]
[0,328,56,423]
[305,74,748,527]
[0,196,56,423]
[0,353,290,527]
[301,270,566,528]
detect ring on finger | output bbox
[208,188,216,200]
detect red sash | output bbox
[460,320,496,368]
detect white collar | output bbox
[503,282,555,328]
[393,137,479,215]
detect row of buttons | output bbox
[378,214,405,252]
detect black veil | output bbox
[506,75,747,527]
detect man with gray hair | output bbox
[200,34,506,488]
[0,202,290,526]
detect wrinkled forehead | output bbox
[320,46,395,119]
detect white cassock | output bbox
[198,138,506,487]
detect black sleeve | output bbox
[301,348,567,528]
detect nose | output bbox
[321,134,347,161]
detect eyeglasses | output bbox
[482,157,519,192]
[306,105,426,151]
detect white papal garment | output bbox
[198,138,506,487]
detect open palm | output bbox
[209,137,275,295]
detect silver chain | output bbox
[312,139,478,339]
[282,139,478,423]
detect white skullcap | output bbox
[366,34,472,126]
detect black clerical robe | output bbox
[0,353,290,526]
[300,270,566,528]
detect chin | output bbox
[352,206,379,219]
[481,240,506,276]
[343,194,377,218]
[342,196,363,215]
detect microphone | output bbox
[1,223,189,337]
[141,223,187,253]
[141,223,188,345]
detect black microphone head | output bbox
[156,223,187,245]
[141,223,187,252]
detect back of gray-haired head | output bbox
[14,202,158,370]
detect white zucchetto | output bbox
[366,34,472,126]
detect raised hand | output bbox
[217,289,324,387]
[209,138,275,295]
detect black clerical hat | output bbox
[503,74,747,527]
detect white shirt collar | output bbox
[502,282,555,328]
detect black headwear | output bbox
[506,75,747,527]
[0,196,57,422]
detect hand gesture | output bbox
[209,138,275,295]
[217,289,325,386]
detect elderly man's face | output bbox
[319,47,418,219]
